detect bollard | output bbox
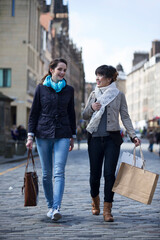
[4,141,13,158]
[9,140,16,155]
[16,140,27,155]
[0,141,5,156]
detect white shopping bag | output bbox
[115,146,144,176]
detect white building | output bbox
[126,40,160,130]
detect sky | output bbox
[48,0,160,82]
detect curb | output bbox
[0,152,39,165]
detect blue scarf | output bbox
[43,75,66,92]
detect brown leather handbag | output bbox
[22,149,39,206]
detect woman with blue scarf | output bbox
[26,59,76,221]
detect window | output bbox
[11,106,17,125]
[43,29,46,50]
[0,69,11,87]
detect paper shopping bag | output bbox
[120,151,143,168]
[112,162,159,204]
[116,146,144,176]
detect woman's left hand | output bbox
[69,138,74,151]
[133,137,141,147]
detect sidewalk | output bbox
[0,140,160,239]
[0,141,87,165]
[0,145,38,165]
[0,150,39,165]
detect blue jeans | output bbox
[36,138,70,210]
[88,136,120,202]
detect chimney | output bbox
[132,52,149,66]
[150,40,160,57]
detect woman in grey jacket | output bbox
[82,65,140,222]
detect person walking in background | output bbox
[26,58,76,221]
[155,131,160,156]
[17,125,27,141]
[11,125,19,141]
[76,125,82,150]
[82,65,140,222]
[147,129,155,152]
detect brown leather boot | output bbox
[103,202,114,222]
[91,195,100,215]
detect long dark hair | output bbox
[40,58,68,84]
[95,65,118,83]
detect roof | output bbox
[0,92,14,102]
[40,12,53,31]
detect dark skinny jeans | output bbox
[88,136,120,202]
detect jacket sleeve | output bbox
[28,85,41,135]
[120,92,136,139]
[82,91,95,120]
[67,87,76,136]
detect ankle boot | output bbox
[103,202,114,222]
[91,195,100,215]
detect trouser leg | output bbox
[36,138,54,208]
[53,138,70,210]
[88,137,104,198]
[103,136,120,202]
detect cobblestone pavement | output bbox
[0,139,160,240]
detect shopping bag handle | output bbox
[133,145,145,169]
[25,149,36,172]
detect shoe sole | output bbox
[52,213,62,221]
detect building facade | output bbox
[0,0,46,129]
[116,64,126,94]
[126,40,160,129]
[49,0,85,122]
[0,0,85,129]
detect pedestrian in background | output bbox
[17,125,27,141]
[147,129,155,152]
[155,131,160,156]
[76,125,82,150]
[11,125,19,141]
[26,58,76,221]
[82,65,140,222]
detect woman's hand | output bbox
[91,102,101,111]
[26,138,33,150]
[69,138,74,151]
[133,137,141,147]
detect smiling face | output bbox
[96,74,112,88]
[50,62,67,82]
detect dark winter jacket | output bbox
[28,83,76,139]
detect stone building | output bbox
[126,40,160,129]
[116,64,126,94]
[0,0,85,129]
[0,0,47,129]
[40,0,85,122]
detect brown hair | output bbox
[95,65,118,83]
[40,58,68,84]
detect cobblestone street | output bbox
[0,139,160,240]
